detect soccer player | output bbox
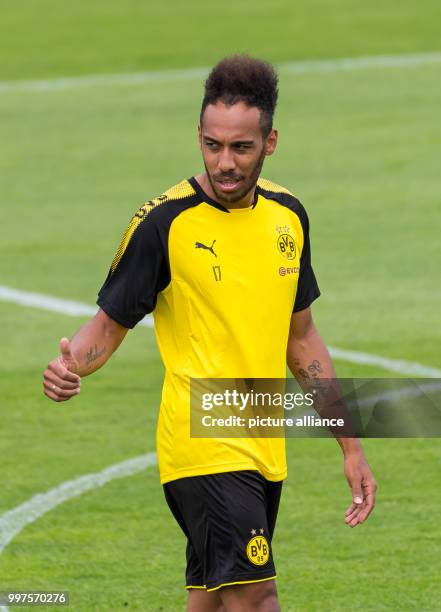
[43,55,377,612]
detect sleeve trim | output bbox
[293,288,321,313]
[97,297,138,329]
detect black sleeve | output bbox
[293,211,321,312]
[97,211,169,328]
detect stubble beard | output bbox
[205,147,267,206]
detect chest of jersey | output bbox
[168,197,303,308]
[160,196,303,376]
[152,192,309,377]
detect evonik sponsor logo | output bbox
[279,266,299,276]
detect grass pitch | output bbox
[1,2,441,610]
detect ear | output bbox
[198,125,202,149]
[265,129,278,156]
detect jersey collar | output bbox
[188,177,259,213]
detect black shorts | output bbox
[163,470,283,592]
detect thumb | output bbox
[59,337,76,370]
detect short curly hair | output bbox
[200,54,279,137]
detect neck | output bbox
[195,173,255,209]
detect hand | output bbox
[43,337,81,402]
[343,451,377,527]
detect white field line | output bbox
[352,380,441,410]
[0,453,157,612]
[0,285,153,327]
[329,346,441,379]
[0,52,441,93]
[0,453,157,555]
[1,284,440,377]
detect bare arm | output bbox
[43,308,128,402]
[287,307,377,527]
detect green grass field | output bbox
[1,1,441,610]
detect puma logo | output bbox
[195,239,217,257]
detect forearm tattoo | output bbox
[293,358,329,402]
[292,358,352,433]
[293,358,323,383]
[85,344,107,366]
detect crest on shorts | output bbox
[246,529,270,566]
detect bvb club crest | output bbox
[276,226,296,260]
[246,530,270,566]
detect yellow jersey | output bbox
[98,177,320,484]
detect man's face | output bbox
[199,101,278,205]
